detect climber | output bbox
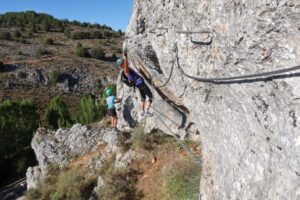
[105,88,121,130]
[116,51,153,117]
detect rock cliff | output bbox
[120,0,300,199]
[26,124,120,190]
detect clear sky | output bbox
[0,0,133,31]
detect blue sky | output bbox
[0,0,133,31]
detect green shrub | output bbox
[41,21,51,32]
[64,27,71,38]
[49,70,61,83]
[25,30,33,37]
[70,31,91,40]
[45,96,72,130]
[0,31,11,40]
[51,168,96,200]
[43,38,54,45]
[114,47,122,54]
[0,100,39,186]
[29,23,37,33]
[77,95,102,124]
[18,37,26,44]
[89,47,105,60]
[76,47,90,57]
[103,30,112,38]
[98,169,144,200]
[76,42,90,57]
[13,30,22,38]
[162,158,201,200]
[36,48,50,56]
[26,165,96,200]
[92,31,103,39]
[131,126,152,150]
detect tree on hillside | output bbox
[13,30,22,38]
[0,100,39,185]
[78,95,101,124]
[41,21,51,32]
[0,100,39,157]
[76,43,90,58]
[45,96,72,130]
[89,47,105,60]
[0,31,11,40]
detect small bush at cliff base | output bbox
[26,166,97,200]
[50,168,97,200]
[45,96,73,130]
[77,95,102,124]
[161,158,201,200]
[98,168,144,200]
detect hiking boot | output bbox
[145,111,153,117]
[141,111,145,117]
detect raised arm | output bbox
[123,51,129,76]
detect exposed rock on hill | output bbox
[26,124,120,189]
[120,0,300,199]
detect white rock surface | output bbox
[26,166,43,189]
[119,0,300,199]
[27,124,119,189]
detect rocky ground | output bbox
[25,123,201,200]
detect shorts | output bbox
[107,108,117,117]
[137,83,153,102]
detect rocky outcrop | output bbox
[31,124,118,171]
[120,0,300,199]
[26,124,137,190]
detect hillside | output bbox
[0,11,123,189]
[0,11,122,120]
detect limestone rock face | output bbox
[120,0,300,199]
[31,124,118,172]
[26,166,43,189]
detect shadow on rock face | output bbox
[123,97,137,128]
[59,73,79,87]
[2,64,18,72]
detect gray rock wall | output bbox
[122,0,300,199]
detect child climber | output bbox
[105,88,121,130]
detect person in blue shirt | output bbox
[105,88,121,130]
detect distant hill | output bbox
[0,10,120,33]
